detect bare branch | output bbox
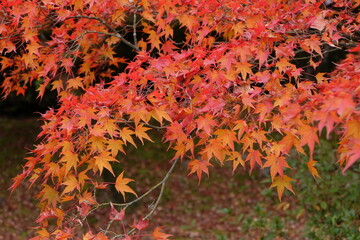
[133,11,138,47]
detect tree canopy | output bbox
[1,0,359,239]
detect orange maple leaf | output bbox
[195,114,217,136]
[94,152,118,176]
[152,226,172,240]
[307,159,321,180]
[38,184,60,207]
[115,171,138,201]
[135,124,154,145]
[263,155,291,181]
[107,139,125,157]
[120,127,137,147]
[61,175,79,196]
[188,159,212,183]
[246,149,263,173]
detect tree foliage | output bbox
[1,0,359,239]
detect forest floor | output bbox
[0,117,358,240]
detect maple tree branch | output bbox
[72,30,127,43]
[126,157,179,209]
[66,15,140,51]
[119,157,179,238]
[133,11,138,47]
[117,120,169,130]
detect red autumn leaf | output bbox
[131,218,149,231]
[77,203,91,217]
[109,202,125,221]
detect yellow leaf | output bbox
[115,172,137,201]
[94,152,118,176]
[102,119,119,137]
[107,139,125,157]
[59,151,79,176]
[120,127,136,147]
[89,136,105,153]
[270,175,295,201]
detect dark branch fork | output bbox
[66,15,140,52]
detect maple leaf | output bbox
[298,124,319,158]
[59,151,79,176]
[307,160,321,180]
[151,106,172,125]
[188,159,212,183]
[195,114,217,136]
[152,226,172,240]
[94,232,110,240]
[344,120,360,139]
[246,149,263,173]
[107,139,125,157]
[94,152,118,176]
[270,175,295,201]
[78,190,97,205]
[38,184,60,207]
[131,218,149,231]
[342,140,360,173]
[67,77,84,90]
[202,139,226,163]
[120,127,137,147]
[109,202,125,221]
[61,174,79,195]
[83,231,95,240]
[237,61,253,80]
[115,172,138,201]
[215,129,237,151]
[263,155,291,181]
[227,152,245,173]
[77,203,91,217]
[135,124,154,145]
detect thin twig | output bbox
[88,158,178,217]
[101,157,179,239]
[120,157,179,238]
